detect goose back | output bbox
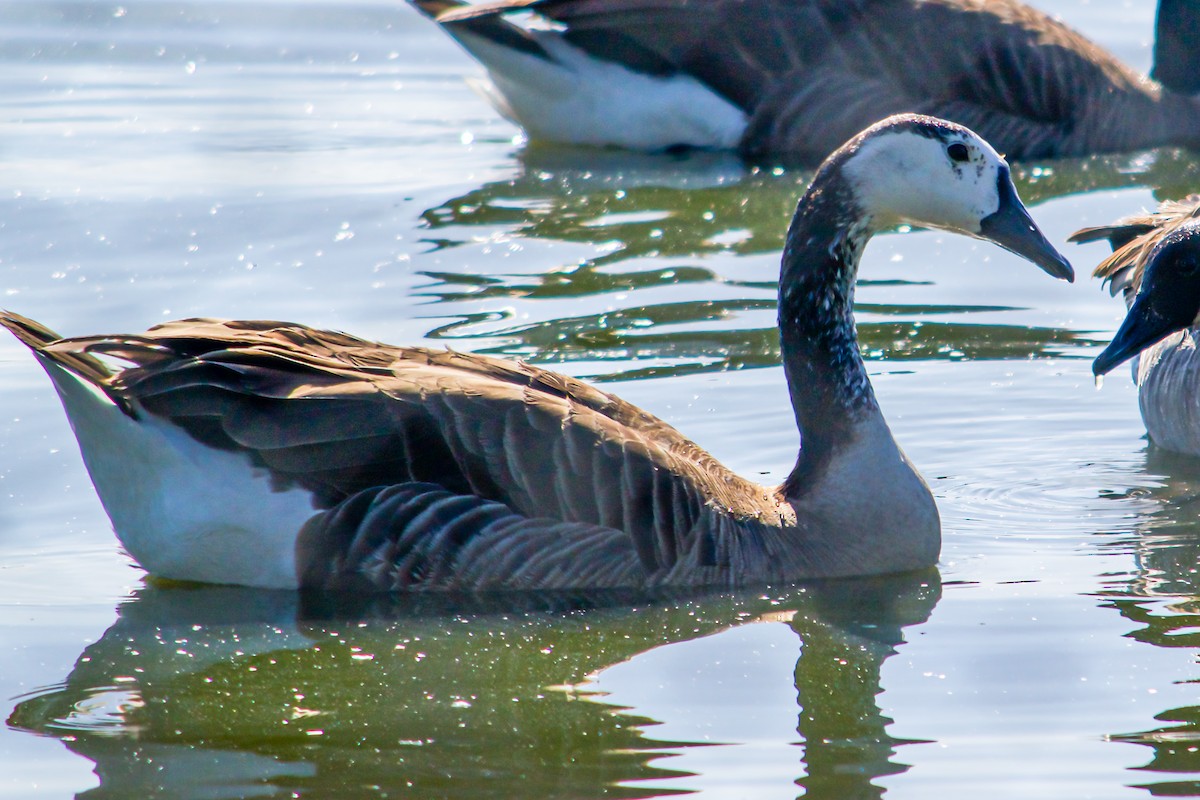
[4,313,809,590]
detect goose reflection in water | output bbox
[1095,448,1200,796]
[9,573,939,799]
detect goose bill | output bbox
[978,174,1074,282]
[1093,294,1178,376]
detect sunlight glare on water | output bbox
[0,1,1198,798]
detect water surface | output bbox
[0,2,1198,797]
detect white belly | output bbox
[453,29,749,151]
[1136,329,1200,457]
[43,359,317,589]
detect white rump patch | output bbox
[40,358,315,589]
[451,29,748,151]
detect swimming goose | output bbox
[1077,196,1200,456]
[411,0,1200,163]
[2,115,1071,591]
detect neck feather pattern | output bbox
[778,169,878,498]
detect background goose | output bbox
[411,0,1200,163]
[1,115,1071,592]
[1078,196,1200,456]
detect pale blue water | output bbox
[0,2,1197,798]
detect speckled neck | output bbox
[778,163,879,499]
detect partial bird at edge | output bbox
[1076,195,1200,457]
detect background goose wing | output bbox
[439,0,1138,159]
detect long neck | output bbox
[777,169,879,499]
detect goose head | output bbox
[838,115,1074,282]
[1093,220,1200,376]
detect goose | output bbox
[410,0,1200,164]
[1077,195,1200,456]
[1,115,1072,591]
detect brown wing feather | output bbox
[0,311,119,391]
[437,0,1144,158]
[7,316,785,582]
[1069,195,1200,299]
[294,482,645,590]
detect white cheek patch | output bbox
[844,132,1003,235]
[950,158,1003,232]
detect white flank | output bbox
[40,357,316,589]
[452,28,748,150]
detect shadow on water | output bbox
[403,146,1200,377]
[1096,447,1200,796]
[8,572,941,799]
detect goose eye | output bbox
[1179,258,1199,277]
[947,143,970,163]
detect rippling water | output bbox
[1,1,1198,798]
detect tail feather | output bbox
[0,310,129,408]
[408,0,467,18]
[408,0,552,62]
[431,0,543,23]
[0,309,63,350]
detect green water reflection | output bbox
[9,573,939,799]
[1098,448,1200,797]
[422,146,1200,260]
[6,3,1200,798]
[427,299,1101,380]
[409,147,1194,374]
